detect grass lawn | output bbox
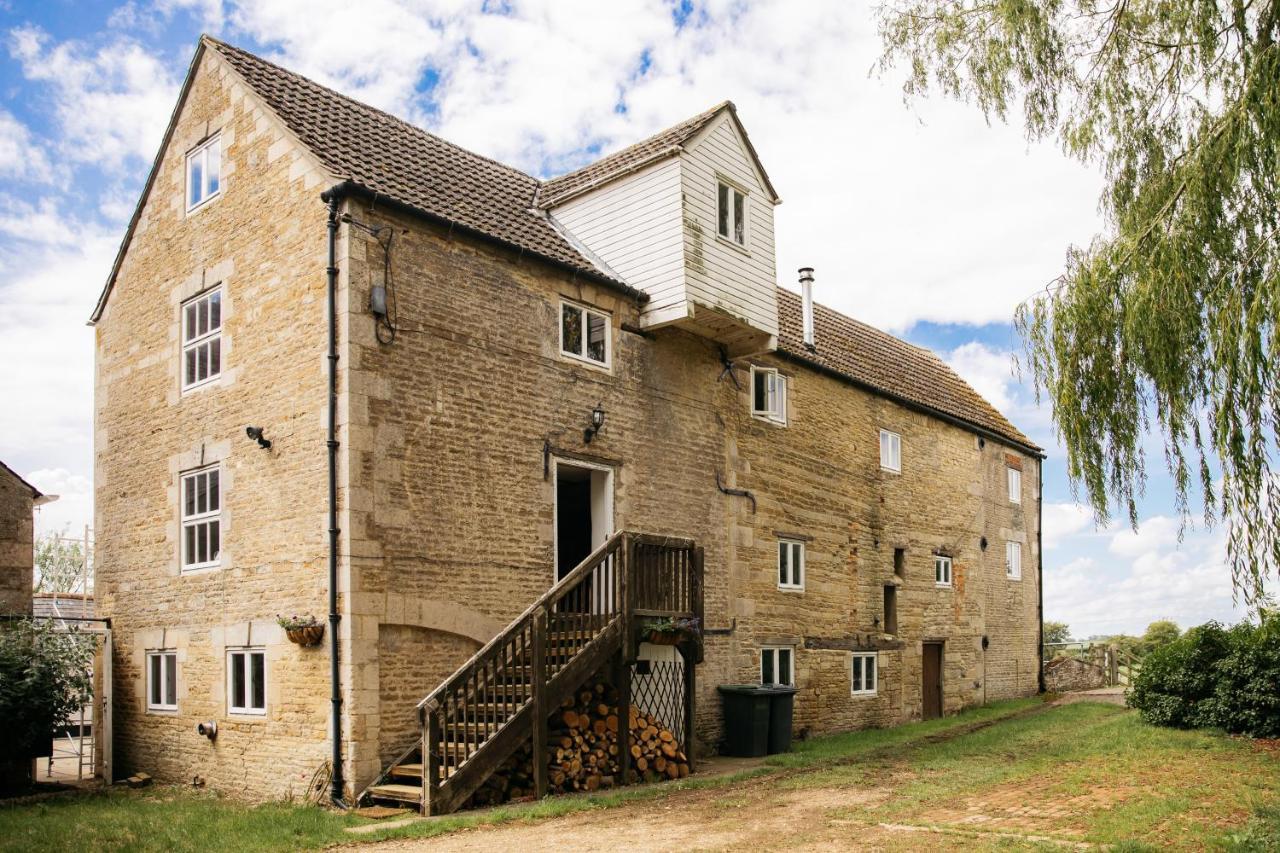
[2,698,1276,851]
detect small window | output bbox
[777,539,805,590]
[760,645,794,686]
[851,652,878,696]
[186,133,221,211]
[181,464,221,571]
[1006,541,1022,580]
[146,650,178,711]
[879,430,901,472]
[893,547,905,578]
[883,585,897,635]
[751,366,787,424]
[182,288,222,390]
[716,181,746,245]
[560,300,610,367]
[1008,467,1022,504]
[227,647,266,715]
[934,554,952,588]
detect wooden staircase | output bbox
[361,531,703,814]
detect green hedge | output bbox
[1128,613,1280,737]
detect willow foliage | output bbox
[879,0,1280,606]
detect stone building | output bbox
[0,461,42,616]
[92,36,1043,807]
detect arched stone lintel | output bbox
[379,593,503,645]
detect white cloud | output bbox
[1043,502,1098,550]
[26,467,94,538]
[7,25,180,168]
[0,109,53,182]
[946,342,1017,413]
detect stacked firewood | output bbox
[468,680,689,807]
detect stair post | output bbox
[617,533,633,786]
[531,606,548,799]
[424,707,440,815]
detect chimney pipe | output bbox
[799,267,815,349]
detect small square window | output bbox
[1008,467,1022,504]
[879,430,901,472]
[182,288,222,391]
[751,366,787,424]
[761,645,794,686]
[934,554,952,588]
[1006,541,1022,580]
[146,650,178,711]
[181,464,221,571]
[228,647,266,715]
[777,539,805,590]
[851,652,878,696]
[560,300,610,367]
[716,181,747,245]
[186,134,221,211]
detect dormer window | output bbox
[751,366,787,424]
[560,299,610,368]
[717,180,746,246]
[186,133,221,211]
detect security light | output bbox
[245,426,272,450]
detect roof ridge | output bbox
[201,35,538,185]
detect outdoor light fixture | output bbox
[369,285,388,317]
[245,426,272,450]
[583,404,606,444]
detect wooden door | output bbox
[922,642,943,720]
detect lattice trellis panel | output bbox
[630,657,685,749]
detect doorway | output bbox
[553,459,614,583]
[922,642,944,720]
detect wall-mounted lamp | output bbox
[369,285,388,318]
[583,404,606,444]
[245,426,272,450]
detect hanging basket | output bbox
[647,630,684,646]
[286,625,325,647]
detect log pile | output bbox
[468,679,689,807]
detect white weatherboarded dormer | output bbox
[543,102,781,355]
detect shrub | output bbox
[0,617,94,787]
[1128,615,1280,737]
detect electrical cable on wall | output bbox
[340,212,398,344]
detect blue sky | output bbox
[0,0,1253,637]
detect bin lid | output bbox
[757,685,798,696]
[717,684,798,695]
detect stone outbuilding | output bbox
[0,461,44,616]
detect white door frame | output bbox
[551,456,615,586]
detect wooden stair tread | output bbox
[367,783,424,802]
[388,763,423,778]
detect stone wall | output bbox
[0,465,35,615]
[93,48,338,799]
[1045,656,1107,693]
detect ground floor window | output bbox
[147,650,177,711]
[761,645,794,686]
[227,647,266,715]
[851,652,878,696]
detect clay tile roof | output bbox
[537,102,729,208]
[203,37,636,295]
[775,289,1040,452]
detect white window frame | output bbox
[146,649,178,712]
[185,133,222,212]
[181,287,223,392]
[1008,467,1022,504]
[851,651,878,697]
[558,299,611,369]
[879,429,902,473]
[180,463,222,572]
[716,179,748,247]
[1006,541,1023,580]
[751,366,787,424]
[777,539,805,591]
[934,554,953,588]
[760,645,794,687]
[227,647,267,716]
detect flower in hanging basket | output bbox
[642,615,701,645]
[278,614,324,647]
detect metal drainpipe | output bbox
[322,186,345,804]
[1037,458,1046,694]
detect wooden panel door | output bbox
[922,643,944,720]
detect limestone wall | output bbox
[0,466,34,615]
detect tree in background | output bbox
[1044,621,1072,646]
[879,1,1280,608]
[1141,619,1182,654]
[34,529,87,595]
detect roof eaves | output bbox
[774,345,1045,458]
[322,180,649,304]
[0,460,42,498]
